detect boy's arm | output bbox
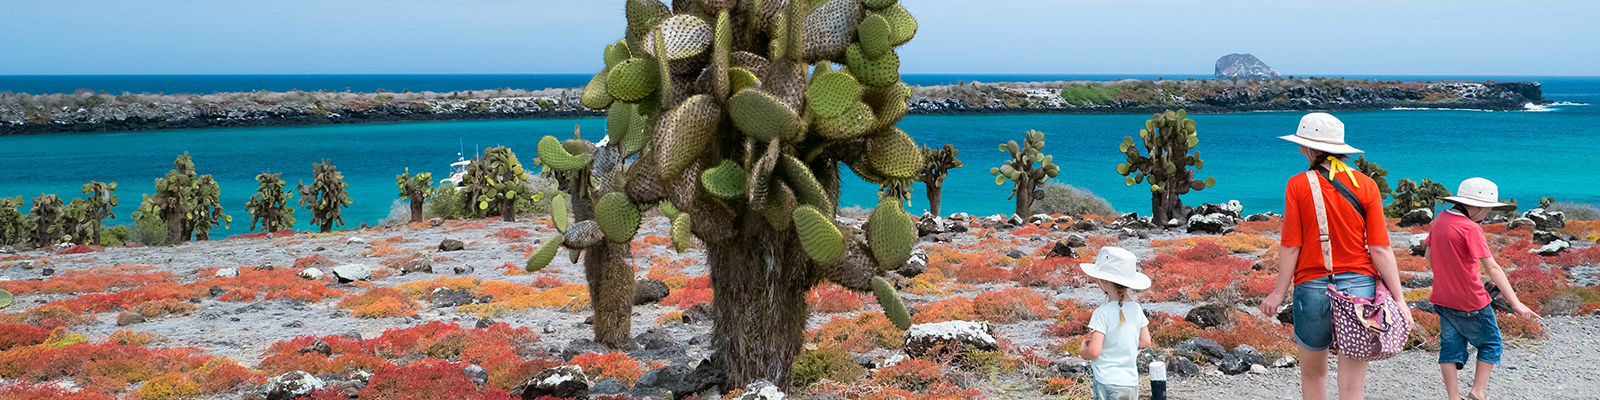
[1483,257,1540,320]
[1079,331,1105,360]
[1139,326,1153,349]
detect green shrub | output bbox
[100,225,129,246]
[791,346,866,387]
[1547,202,1600,221]
[1031,183,1115,217]
[426,183,467,220]
[1059,83,1121,105]
[129,209,169,246]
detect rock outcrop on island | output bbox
[0,77,1547,135]
[1215,53,1282,80]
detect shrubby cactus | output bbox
[246,173,298,232]
[1386,178,1452,218]
[1353,156,1392,200]
[0,196,30,247]
[566,0,922,388]
[29,194,65,246]
[531,127,637,350]
[140,152,228,243]
[189,174,230,240]
[76,181,118,245]
[991,130,1060,217]
[1116,110,1215,224]
[396,168,433,223]
[297,160,353,233]
[918,144,961,216]
[459,147,534,222]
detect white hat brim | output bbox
[1279,134,1363,154]
[1441,196,1517,211]
[1079,263,1152,290]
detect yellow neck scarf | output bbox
[1327,156,1361,188]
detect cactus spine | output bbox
[575,0,922,389]
[1385,178,1452,218]
[917,143,961,217]
[991,130,1061,217]
[396,168,434,223]
[246,173,297,232]
[533,125,636,350]
[1115,110,1214,224]
[297,160,353,233]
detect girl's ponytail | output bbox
[1116,284,1128,326]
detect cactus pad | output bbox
[805,71,863,118]
[730,67,761,94]
[607,58,660,102]
[565,220,604,249]
[701,160,748,199]
[527,235,565,272]
[793,205,844,263]
[606,102,635,145]
[604,40,632,68]
[866,128,921,179]
[862,0,897,10]
[729,88,803,142]
[671,213,693,253]
[582,70,614,110]
[551,192,571,233]
[857,14,892,59]
[813,100,876,139]
[642,14,714,60]
[764,180,796,230]
[866,197,915,271]
[801,0,861,61]
[659,95,722,177]
[845,44,901,87]
[538,136,593,172]
[872,277,911,330]
[873,4,918,46]
[595,192,642,243]
[781,155,832,213]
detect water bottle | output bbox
[1149,360,1167,400]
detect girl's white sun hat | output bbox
[1441,177,1517,211]
[1279,112,1364,154]
[1079,247,1151,290]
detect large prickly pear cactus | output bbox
[247,173,297,232]
[28,194,65,247]
[1385,178,1452,218]
[991,130,1060,217]
[142,152,198,244]
[1353,156,1392,200]
[188,175,230,241]
[573,0,922,389]
[396,168,433,223]
[917,143,961,217]
[77,181,118,246]
[460,147,535,222]
[531,126,637,350]
[0,196,29,247]
[297,159,353,233]
[1116,110,1214,225]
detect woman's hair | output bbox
[1306,149,1350,171]
[1450,202,1471,215]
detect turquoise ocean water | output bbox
[0,75,1595,239]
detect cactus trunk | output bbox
[926,182,943,217]
[707,219,812,390]
[1015,174,1034,216]
[500,201,516,222]
[571,174,635,350]
[1152,190,1179,225]
[163,208,185,244]
[410,198,425,223]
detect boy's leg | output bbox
[1440,364,1461,400]
[1436,306,1471,400]
[1465,306,1503,400]
[1470,361,1495,400]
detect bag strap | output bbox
[1317,167,1368,221]
[1305,171,1334,273]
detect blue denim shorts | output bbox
[1292,272,1377,351]
[1435,303,1503,366]
[1092,380,1137,400]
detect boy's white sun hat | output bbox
[1441,177,1517,211]
[1279,112,1364,154]
[1079,247,1151,290]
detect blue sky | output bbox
[1,0,1595,76]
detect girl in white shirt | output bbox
[1077,247,1154,400]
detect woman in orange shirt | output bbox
[1258,113,1412,400]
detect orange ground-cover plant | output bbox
[659,275,713,309]
[808,312,907,353]
[569,352,645,386]
[809,282,867,313]
[339,287,419,318]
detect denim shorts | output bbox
[1435,303,1503,366]
[1092,380,1137,400]
[1292,272,1377,351]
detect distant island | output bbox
[0,77,1546,135]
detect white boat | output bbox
[440,153,470,188]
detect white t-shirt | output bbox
[1087,301,1149,387]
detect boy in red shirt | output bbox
[1426,177,1539,400]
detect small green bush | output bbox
[129,210,169,246]
[426,183,467,220]
[791,346,866,387]
[1031,183,1115,217]
[1546,202,1600,221]
[1059,83,1121,105]
[101,225,129,246]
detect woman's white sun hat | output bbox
[1279,112,1364,154]
[1079,247,1151,290]
[1441,177,1518,211]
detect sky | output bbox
[1,0,1596,76]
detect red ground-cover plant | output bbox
[808,312,907,353]
[971,288,1053,324]
[293,254,337,269]
[871,359,945,392]
[0,383,116,400]
[260,321,546,389]
[1140,242,1262,302]
[1393,252,1429,272]
[509,244,535,258]
[1009,256,1060,287]
[809,283,867,313]
[0,269,178,295]
[1234,216,1283,235]
[1147,311,1201,347]
[569,352,645,386]
[339,287,419,318]
[1497,312,1546,340]
[0,324,54,351]
[955,251,1011,284]
[490,228,532,240]
[192,267,346,303]
[57,245,95,254]
[1009,225,1049,236]
[530,276,567,289]
[1046,299,1095,337]
[911,297,974,324]
[0,332,256,398]
[659,276,713,309]
[1197,310,1296,358]
[355,358,516,400]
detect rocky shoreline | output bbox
[0,78,1546,135]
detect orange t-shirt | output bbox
[1280,169,1390,285]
